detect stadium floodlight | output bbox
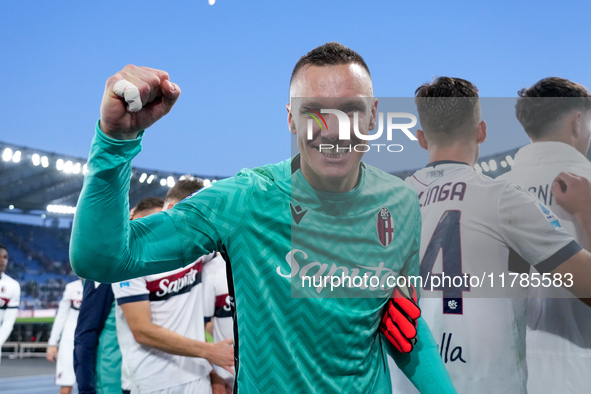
[63,160,74,174]
[147,174,155,184]
[209,0,215,5]
[32,153,41,166]
[12,150,21,163]
[167,176,175,188]
[41,156,49,168]
[2,148,12,162]
[505,155,514,166]
[139,173,147,183]
[488,159,498,172]
[73,162,81,174]
[41,214,46,219]
[480,161,490,172]
[160,178,167,186]
[83,163,88,175]
[501,160,507,168]
[8,205,14,210]
[474,163,483,173]
[56,158,64,171]
[47,204,77,214]
[203,179,211,187]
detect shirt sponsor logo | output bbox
[146,262,203,301]
[426,170,445,178]
[71,299,82,310]
[120,282,130,288]
[278,249,398,294]
[376,207,394,247]
[214,294,232,318]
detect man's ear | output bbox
[417,129,428,151]
[369,98,378,130]
[287,103,296,135]
[477,120,487,144]
[571,111,583,138]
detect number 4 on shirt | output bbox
[420,210,470,314]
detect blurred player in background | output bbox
[0,244,20,364]
[112,178,233,394]
[47,277,83,394]
[395,76,591,393]
[70,42,455,393]
[499,77,591,393]
[203,253,234,392]
[74,196,163,394]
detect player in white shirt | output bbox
[202,253,235,391]
[112,180,233,394]
[393,77,591,394]
[0,244,20,365]
[47,278,83,394]
[498,77,591,393]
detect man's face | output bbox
[287,64,377,192]
[0,248,8,274]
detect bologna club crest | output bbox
[376,207,394,247]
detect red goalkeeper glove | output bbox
[380,282,421,353]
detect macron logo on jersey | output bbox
[290,204,308,225]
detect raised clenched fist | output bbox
[99,65,181,139]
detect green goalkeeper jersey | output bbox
[71,124,456,393]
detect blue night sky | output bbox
[1,0,590,176]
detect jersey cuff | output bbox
[535,240,582,273]
[117,294,150,305]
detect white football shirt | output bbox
[48,279,83,386]
[0,273,20,355]
[48,279,83,346]
[500,141,591,394]
[405,161,580,394]
[112,256,212,393]
[202,254,234,384]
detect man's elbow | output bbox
[130,328,151,346]
[70,244,116,283]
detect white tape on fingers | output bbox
[113,79,142,112]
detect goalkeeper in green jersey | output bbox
[71,42,455,393]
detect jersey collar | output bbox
[425,160,471,168]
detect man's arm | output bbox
[71,66,252,284]
[553,172,591,248]
[0,309,17,346]
[386,203,455,393]
[387,316,456,393]
[70,66,184,282]
[47,284,72,361]
[119,300,234,373]
[74,281,115,394]
[0,282,19,346]
[543,172,591,303]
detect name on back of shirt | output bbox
[419,182,467,207]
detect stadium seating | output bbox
[0,221,76,310]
